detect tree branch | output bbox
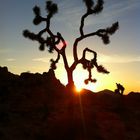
[82,48,97,60]
[61,51,69,71]
[81,48,98,84]
[80,13,89,36]
[73,32,97,62]
[73,21,119,62]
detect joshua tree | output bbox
[23,0,119,89]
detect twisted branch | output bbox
[23,1,69,70]
[73,0,118,62]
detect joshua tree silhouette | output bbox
[23,0,119,89]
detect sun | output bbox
[73,67,98,92]
[75,81,97,93]
[75,83,83,92]
[57,65,99,92]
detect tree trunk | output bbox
[61,50,76,90]
[66,69,76,91]
[67,69,74,84]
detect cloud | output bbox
[6,58,16,62]
[32,57,49,63]
[32,57,65,64]
[32,54,140,65]
[98,54,140,64]
[105,0,140,18]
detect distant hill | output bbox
[0,66,140,140]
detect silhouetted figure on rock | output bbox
[115,83,125,95]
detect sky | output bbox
[0,0,140,94]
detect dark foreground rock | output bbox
[0,66,140,140]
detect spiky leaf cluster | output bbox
[33,6,43,25]
[46,37,55,53]
[23,30,56,52]
[39,44,45,51]
[101,34,110,44]
[50,59,57,70]
[82,59,90,69]
[106,22,119,35]
[23,30,38,41]
[96,65,109,74]
[46,1,58,18]
[99,22,119,44]
[93,0,104,14]
[81,58,97,84]
[81,59,94,69]
[84,78,97,85]
[38,36,55,53]
[83,0,104,14]
[33,6,40,16]
[23,29,45,51]
[83,0,94,10]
